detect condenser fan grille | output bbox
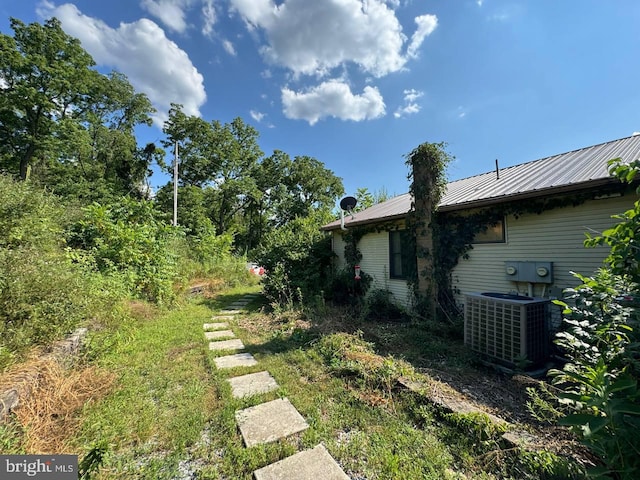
[464,294,549,367]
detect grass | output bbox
[1,283,585,479]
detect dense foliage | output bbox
[160,106,344,254]
[67,198,180,305]
[0,176,124,368]
[0,18,157,202]
[254,210,336,306]
[0,14,352,373]
[550,159,640,479]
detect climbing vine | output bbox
[339,141,633,325]
[405,142,453,320]
[431,183,633,320]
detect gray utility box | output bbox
[505,261,553,284]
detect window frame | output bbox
[472,217,507,244]
[389,229,410,279]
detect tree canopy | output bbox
[0,17,157,201]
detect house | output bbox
[321,135,640,309]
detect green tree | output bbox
[162,107,263,241]
[0,18,98,180]
[254,209,335,305]
[353,187,390,212]
[0,18,157,200]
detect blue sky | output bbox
[2,0,640,199]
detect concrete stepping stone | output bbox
[254,444,349,480]
[228,371,279,398]
[235,398,309,447]
[209,339,244,351]
[203,322,228,330]
[214,353,258,369]
[221,309,242,314]
[205,330,236,340]
[211,315,235,320]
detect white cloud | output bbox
[229,0,437,78]
[202,0,217,37]
[38,2,206,126]
[477,0,484,6]
[222,39,236,56]
[407,15,438,58]
[282,80,385,125]
[394,88,423,118]
[250,110,265,122]
[140,0,195,33]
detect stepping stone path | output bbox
[203,322,228,330]
[205,329,235,340]
[208,339,244,351]
[235,398,309,447]
[214,353,258,369]
[205,293,350,479]
[254,444,350,480]
[228,371,279,398]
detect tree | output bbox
[0,18,157,200]
[162,107,263,239]
[0,18,98,180]
[276,155,344,225]
[353,187,390,212]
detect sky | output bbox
[2,0,640,199]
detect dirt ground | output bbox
[418,363,599,469]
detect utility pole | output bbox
[173,141,178,226]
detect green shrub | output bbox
[363,288,407,322]
[255,210,334,306]
[0,176,125,368]
[326,267,372,305]
[68,198,180,304]
[548,159,640,479]
[550,271,640,479]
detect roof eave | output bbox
[320,212,408,232]
[438,177,620,212]
[322,177,622,231]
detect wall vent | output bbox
[464,293,550,367]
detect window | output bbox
[472,217,506,244]
[389,230,412,279]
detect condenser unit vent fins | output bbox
[464,293,549,367]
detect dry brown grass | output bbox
[10,360,115,453]
[126,300,158,322]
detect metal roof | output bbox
[322,135,640,231]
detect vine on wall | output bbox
[338,137,632,324]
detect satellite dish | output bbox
[339,196,357,212]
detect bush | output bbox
[68,198,180,305]
[255,210,335,307]
[0,176,125,368]
[549,159,640,479]
[550,271,640,479]
[326,267,372,305]
[363,288,407,322]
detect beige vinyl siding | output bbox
[451,194,636,303]
[358,231,412,306]
[331,229,412,306]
